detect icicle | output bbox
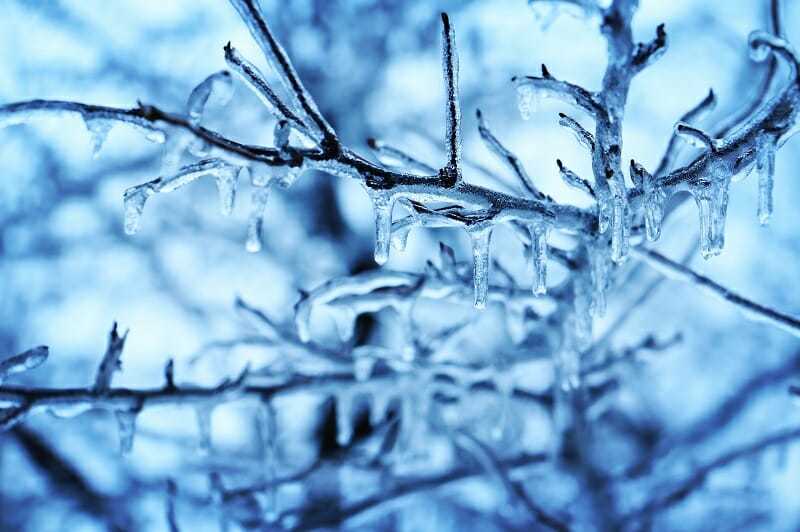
[83,116,113,158]
[491,366,515,441]
[115,408,138,454]
[370,391,392,427]
[276,164,302,189]
[572,276,594,350]
[391,224,413,252]
[588,243,610,316]
[527,222,550,295]
[558,345,582,391]
[516,84,539,120]
[353,350,377,382]
[160,132,192,177]
[246,187,270,253]
[331,307,356,343]
[468,227,493,309]
[631,160,666,241]
[196,405,213,453]
[690,179,730,259]
[214,166,241,216]
[644,188,666,241]
[123,182,157,235]
[368,191,395,265]
[609,196,629,263]
[336,391,354,447]
[756,139,776,225]
[186,71,234,126]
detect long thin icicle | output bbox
[756,137,776,225]
[528,222,550,295]
[368,190,395,265]
[469,227,493,309]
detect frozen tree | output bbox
[2,0,800,530]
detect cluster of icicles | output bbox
[516,83,778,264]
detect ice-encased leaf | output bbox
[246,186,271,253]
[468,227,493,309]
[0,346,48,383]
[83,116,113,158]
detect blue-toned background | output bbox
[2,0,800,530]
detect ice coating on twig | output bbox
[186,71,234,125]
[123,159,243,235]
[440,12,462,183]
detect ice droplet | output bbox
[528,222,550,295]
[83,116,113,158]
[246,187,271,253]
[123,182,157,235]
[369,191,395,265]
[116,409,138,454]
[469,227,493,309]
[756,139,775,225]
[516,84,538,120]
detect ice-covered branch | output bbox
[633,248,800,338]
